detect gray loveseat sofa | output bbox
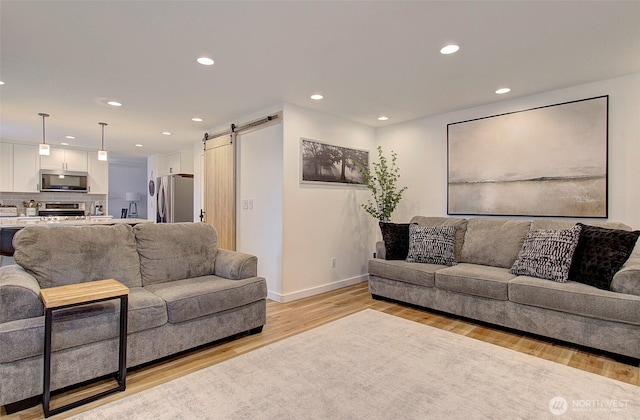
[368,216,640,360]
[0,222,267,407]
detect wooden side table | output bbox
[40,279,129,417]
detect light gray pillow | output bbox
[13,224,142,288]
[460,219,531,268]
[134,222,218,286]
[510,225,582,282]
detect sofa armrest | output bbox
[611,253,640,297]
[0,265,44,324]
[375,241,386,260]
[214,249,258,280]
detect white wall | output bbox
[238,123,284,298]
[108,162,148,219]
[377,72,640,229]
[280,103,377,300]
[146,154,159,221]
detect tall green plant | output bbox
[356,145,407,222]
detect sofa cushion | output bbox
[13,224,142,289]
[611,252,640,297]
[144,275,267,324]
[406,225,456,266]
[435,263,515,301]
[127,287,169,332]
[379,222,410,260]
[0,287,167,363]
[569,223,640,290]
[368,259,440,288]
[510,225,582,283]
[509,276,640,326]
[135,223,218,286]
[410,216,468,262]
[0,265,43,324]
[460,219,531,268]
[530,219,632,231]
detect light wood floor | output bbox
[3,281,638,419]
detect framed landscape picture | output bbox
[447,95,608,217]
[300,138,368,186]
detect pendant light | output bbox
[38,113,50,156]
[98,122,108,161]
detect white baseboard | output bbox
[267,274,368,303]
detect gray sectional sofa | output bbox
[0,222,267,407]
[368,216,640,360]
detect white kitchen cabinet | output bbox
[0,143,13,191]
[13,144,40,193]
[164,152,181,174]
[87,152,109,194]
[41,147,88,172]
[160,149,193,176]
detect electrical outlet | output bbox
[242,200,248,209]
[248,199,253,209]
[331,257,336,268]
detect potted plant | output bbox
[357,145,407,222]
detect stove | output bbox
[40,215,89,222]
[38,202,86,217]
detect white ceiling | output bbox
[1,1,639,159]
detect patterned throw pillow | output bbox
[406,224,457,266]
[379,222,410,260]
[510,225,582,282]
[569,223,640,290]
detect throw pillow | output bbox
[379,222,410,260]
[510,225,582,282]
[406,224,457,266]
[569,223,640,290]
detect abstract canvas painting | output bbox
[447,96,608,217]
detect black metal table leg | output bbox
[42,294,128,418]
[42,308,53,417]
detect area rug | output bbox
[71,309,638,419]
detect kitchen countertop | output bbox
[0,218,154,228]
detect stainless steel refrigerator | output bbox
[156,174,194,223]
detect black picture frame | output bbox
[447,95,608,218]
[300,138,368,186]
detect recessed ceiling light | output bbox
[192,117,203,122]
[378,116,389,121]
[197,57,214,66]
[310,94,324,100]
[135,144,143,148]
[0,81,4,85]
[495,88,511,94]
[107,101,122,107]
[440,44,460,55]
[162,131,172,136]
[65,135,75,139]
[60,142,69,146]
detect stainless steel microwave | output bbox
[40,170,89,192]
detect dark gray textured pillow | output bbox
[510,225,582,282]
[569,223,640,290]
[406,225,456,266]
[379,222,410,260]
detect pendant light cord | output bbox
[99,122,108,149]
[38,113,49,144]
